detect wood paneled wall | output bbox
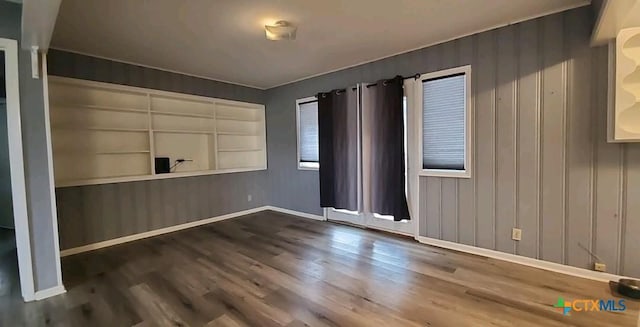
[417,11,639,277]
[265,7,640,278]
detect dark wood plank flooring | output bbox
[1,211,638,326]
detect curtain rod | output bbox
[365,74,421,88]
[318,73,422,97]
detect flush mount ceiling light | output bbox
[265,20,297,41]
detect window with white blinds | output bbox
[419,66,471,177]
[296,98,319,169]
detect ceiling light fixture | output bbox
[265,20,297,41]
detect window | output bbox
[418,65,471,178]
[296,97,319,170]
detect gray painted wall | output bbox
[265,7,640,278]
[1,1,61,290]
[47,50,268,250]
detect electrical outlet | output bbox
[247,194,252,202]
[594,262,607,272]
[512,228,522,241]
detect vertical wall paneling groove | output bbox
[513,25,521,256]
[475,31,497,249]
[540,15,565,264]
[536,17,545,261]
[425,178,442,239]
[454,182,459,243]
[561,35,568,266]
[618,148,627,274]
[492,31,499,251]
[564,14,572,267]
[565,9,593,270]
[495,25,517,254]
[456,35,476,246]
[590,47,600,271]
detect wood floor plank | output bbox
[0,210,638,326]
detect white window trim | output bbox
[295,96,319,171]
[415,65,472,178]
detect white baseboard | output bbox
[32,285,66,301]
[58,205,630,284]
[60,206,325,257]
[60,206,270,257]
[416,236,628,283]
[264,206,326,221]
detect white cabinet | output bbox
[609,27,640,142]
[48,77,266,187]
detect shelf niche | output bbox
[48,77,267,187]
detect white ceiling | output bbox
[51,0,589,89]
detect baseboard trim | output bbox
[59,207,628,284]
[60,206,325,257]
[415,236,628,283]
[60,206,270,257]
[265,206,326,221]
[33,285,66,301]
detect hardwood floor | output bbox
[0,211,638,326]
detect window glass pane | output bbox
[299,101,319,163]
[422,74,465,170]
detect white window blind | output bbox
[422,73,466,170]
[298,100,319,164]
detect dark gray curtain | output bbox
[368,76,410,221]
[317,87,358,211]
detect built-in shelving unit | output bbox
[48,77,266,187]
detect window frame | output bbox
[295,96,320,171]
[416,65,472,178]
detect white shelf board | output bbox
[215,103,262,110]
[50,76,263,108]
[216,131,256,136]
[217,148,262,152]
[52,103,148,114]
[153,129,214,135]
[216,116,260,122]
[55,150,151,155]
[150,110,215,119]
[54,126,149,133]
[55,166,267,188]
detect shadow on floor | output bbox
[0,227,18,299]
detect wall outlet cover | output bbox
[512,228,522,241]
[594,262,607,272]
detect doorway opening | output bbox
[0,38,36,302]
[0,49,20,300]
[326,83,415,236]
